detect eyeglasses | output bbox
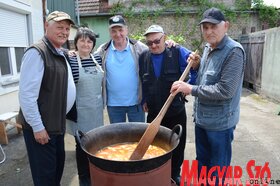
[146,35,164,46]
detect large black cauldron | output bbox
[77,122,181,173]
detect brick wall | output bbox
[126,12,262,49]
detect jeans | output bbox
[107,104,145,123]
[195,125,235,186]
[23,129,65,186]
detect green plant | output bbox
[110,0,279,49]
[110,2,126,14]
[129,33,145,43]
[166,34,186,45]
[252,0,279,27]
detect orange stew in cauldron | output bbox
[94,142,166,161]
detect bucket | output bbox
[77,122,181,186]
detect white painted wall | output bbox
[260,27,280,102]
[0,0,43,114]
[263,0,280,8]
[30,0,44,43]
[0,91,19,114]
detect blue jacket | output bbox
[191,35,246,131]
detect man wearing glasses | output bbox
[139,25,198,185]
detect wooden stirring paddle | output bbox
[129,50,198,160]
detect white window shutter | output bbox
[0,8,28,47]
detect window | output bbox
[0,47,25,89]
[0,47,11,76]
[15,47,25,73]
[0,8,28,91]
[0,8,28,79]
[0,5,42,96]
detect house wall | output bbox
[0,91,18,114]
[79,11,280,103]
[47,0,76,24]
[0,0,43,114]
[81,16,111,50]
[31,0,44,43]
[260,27,280,102]
[109,0,243,7]
[0,0,43,43]
[143,13,260,39]
[80,12,262,49]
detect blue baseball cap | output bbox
[199,7,225,25]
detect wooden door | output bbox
[239,33,265,92]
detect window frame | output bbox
[0,47,25,87]
[0,6,32,95]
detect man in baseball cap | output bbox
[139,24,198,185]
[199,7,226,25]
[46,10,75,25]
[171,6,245,186]
[18,10,76,185]
[94,15,148,125]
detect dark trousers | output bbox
[23,129,65,186]
[147,109,186,181]
[74,136,91,185]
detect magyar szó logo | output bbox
[180,160,274,186]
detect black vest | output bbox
[18,37,68,134]
[139,46,185,117]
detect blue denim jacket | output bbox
[191,35,246,131]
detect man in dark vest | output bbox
[139,25,199,185]
[18,11,76,186]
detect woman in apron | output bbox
[66,27,104,186]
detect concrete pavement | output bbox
[185,88,280,184]
[0,88,280,185]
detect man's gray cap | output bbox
[143,25,164,36]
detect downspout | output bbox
[76,0,80,26]
[42,0,46,32]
